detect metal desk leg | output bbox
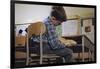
[26,34,30,66]
[82,35,85,62]
[88,49,91,61]
[40,29,43,64]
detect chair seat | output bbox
[30,54,61,65]
[30,53,39,57]
[42,54,60,58]
[30,53,60,59]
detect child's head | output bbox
[50,6,67,26]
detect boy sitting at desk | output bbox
[30,6,73,63]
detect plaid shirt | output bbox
[31,17,66,49]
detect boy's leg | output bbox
[40,45,73,63]
[53,47,73,63]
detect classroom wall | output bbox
[82,19,94,43]
[62,20,79,36]
[15,4,52,24]
[15,4,94,24]
[64,7,94,19]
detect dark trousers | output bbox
[30,42,73,63]
[52,47,73,63]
